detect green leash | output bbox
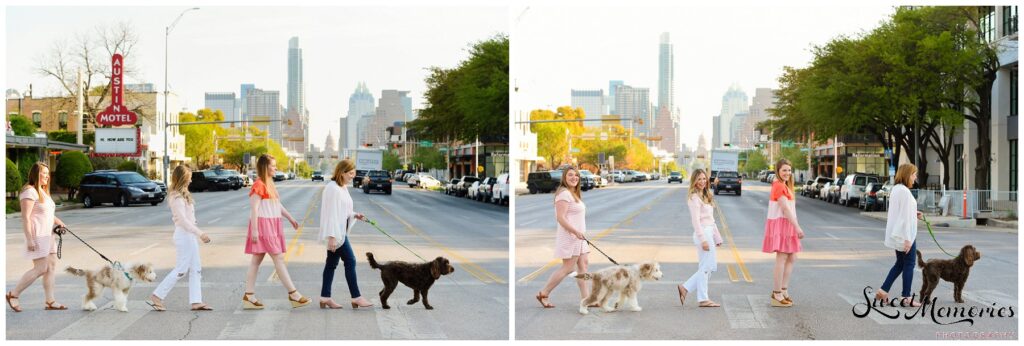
[363,218,429,262]
[922,215,956,258]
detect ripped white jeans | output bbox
[152,229,203,304]
[682,225,718,302]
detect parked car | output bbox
[859,182,885,211]
[312,170,324,182]
[668,171,683,183]
[467,180,482,200]
[455,176,481,197]
[651,172,661,180]
[594,175,608,188]
[362,170,392,195]
[189,170,234,192]
[579,170,597,191]
[78,171,166,208]
[874,181,894,211]
[273,171,287,182]
[527,170,562,194]
[766,172,775,183]
[800,179,815,196]
[839,173,881,207]
[445,178,461,195]
[213,169,243,190]
[403,172,416,182]
[807,177,834,198]
[713,171,742,196]
[609,170,626,183]
[818,182,832,200]
[639,172,651,181]
[477,177,498,202]
[247,170,257,185]
[354,170,369,188]
[827,177,846,204]
[418,175,442,189]
[758,170,770,182]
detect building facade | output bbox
[716,84,749,148]
[614,84,651,138]
[570,89,605,118]
[245,88,283,145]
[204,92,237,127]
[658,32,674,112]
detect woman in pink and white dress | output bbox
[762,159,804,307]
[535,168,590,308]
[6,163,68,312]
[240,154,310,309]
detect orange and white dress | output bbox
[762,180,802,254]
[245,179,287,255]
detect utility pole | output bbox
[76,69,84,145]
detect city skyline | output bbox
[514,5,894,149]
[6,6,507,150]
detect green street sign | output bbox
[571,147,581,153]
[419,140,433,147]
[781,140,795,148]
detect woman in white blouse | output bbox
[148,165,212,311]
[875,163,924,307]
[318,159,372,309]
[677,169,723,308]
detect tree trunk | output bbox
[971,73,996,190]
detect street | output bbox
[6,180,508,340]
[515,180,1018,340]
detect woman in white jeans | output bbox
[148,165,212,311]
[678,169,723,308]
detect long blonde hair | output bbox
[256,154,279,198]
[170,165,193,204]
[22,162,50,200]
[554,167,582,203]
[774,158,796,192]
[688,169,713,205]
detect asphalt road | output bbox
[514,179,1018,340]
[6,179,508,340]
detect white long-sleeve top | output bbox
[687,194,723,244]
[884,184,918,250]
[169,194,203,236]
[319,181,358,242]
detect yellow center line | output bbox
[367,199,506,285]
[713,200,753,283]
[268,186,323,282]
[726,264,739,282]
[516,188,676,284]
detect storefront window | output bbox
[980,6,996,42]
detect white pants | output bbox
[682,225,718,302]
[152,229,202,304]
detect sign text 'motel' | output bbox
[95,54,139,127]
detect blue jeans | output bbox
[321,237,361,298]
[880,241,917,297]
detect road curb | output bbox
[858,211,1016,233]
[6,203,84,219]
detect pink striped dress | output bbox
[762,180,802,253]
[245,179,287,255]
[553,189,589,259]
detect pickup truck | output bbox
[362,170,392,195]
[713,170,742,196]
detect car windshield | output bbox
[215,170,234,176]
[116,173,150,184]
[313,171,322,175]
[670,172,680,176]
[462,177,479,183]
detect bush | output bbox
[55,151,93,200]
[89,156,126,171]
[6,199,21,214]
[117,160,145,175]
[17,154,37,185]
[47,130,96,146]
[6,158,21,198]
[8,114,36,136]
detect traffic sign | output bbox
[571,147,581,153]
[419,140,433,147]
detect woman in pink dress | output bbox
[6,162,68,312]
[241,154,310,309]
[762,159,804,307]
[535,168,590,308]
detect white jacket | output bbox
[884,184,918,250]
[319,182,358,243]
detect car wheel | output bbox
[151,201,159,206]
[737,190,742,196]
[714,188,720,195]
[363,187,369,194]
[386,189,392,195]
[116,194,127,207]
[83,195,94,208]
[529,188,537,194]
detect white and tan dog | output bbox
[66,263,157,312]
[575,262,663,314]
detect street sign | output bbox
[95,54,138,127]
[598,152,606,164]
[781,140,795,148]
[243,152,251,166]
[216,149,225,154]
[419,140,433,147]
[571,147,581,153]
[93,128,141,157]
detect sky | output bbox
[6,5,507,149]
[512,4,896,149]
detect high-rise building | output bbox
[245,88,283,145]
[363,90,409,148]
[338,115,348,157]
[716,84,749,148]
[608,80,624,114]
[287,37,305,115]
[204,92,237,128]
[240,83,255,120]
[658,32,674,112]
[730,112,748,149]
[347,82,376,149]
[570,89,604,118]
[654,105,678,153]
[614,84,651,137]
[712,116,721,148]
[744,88,779,148]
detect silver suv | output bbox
[839,173,881,207]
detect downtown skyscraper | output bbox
[657,32,674,112]
[345,82,375,150]
[286,37,309,157]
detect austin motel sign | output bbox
[95,54,138,127]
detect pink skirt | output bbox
[24,235,56,260]
[554,229,589,259]
[762,218,802,254]
[245,217,287,255]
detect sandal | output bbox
[6,292,22,313]
[146,298,166,311]
[781,287,793,305]
[190,303,213,311]
[242,292,264,310]
[288,290,310,308]
[535,292,554,308]
[44,300,68,310]
[770,291,791,307]
[698,300,721,308]
[677,285,688,306]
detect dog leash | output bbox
[921,215,956,258]
[583,237,619,265]
[52,225,134,282]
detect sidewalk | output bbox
[859,211,1018,233]
[6,202,84,219]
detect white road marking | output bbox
[128,243,160,257]
[208,217,222,224]
[571,309,636,334]
[217,300,291,339]
[48,301,152,339]
[825,232,840,240]
[723,294,771,329]
[375,304,447,339]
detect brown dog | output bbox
[917,245,981,304]
[366,252,454,310]
[66,263,157,312]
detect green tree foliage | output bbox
[178,108,228,168]
[295,161,313,179]
[47,131,96,145]
[410,34,508,143]
[382,150,401,171]
[8,115,36,136]
[89,156,127,171]
[116,160,145,175]
[412,146,446,170]
[17,154,37,185]
[531,107,584,167]
[6,158,21,198]
[54,151,93,200]
[742,150,768,177]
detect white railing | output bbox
[912,190,1018,218]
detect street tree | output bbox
[8,115,36,136]
[54,150,92,200]
[530,106,584,168]
[6,158,21,198]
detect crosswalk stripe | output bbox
[375,304,447,339]
[47,301,152,339]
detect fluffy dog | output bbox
[575,262,663,314]
[917,245,982,304]
[65,263,156,312]
[366,252,455,310]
